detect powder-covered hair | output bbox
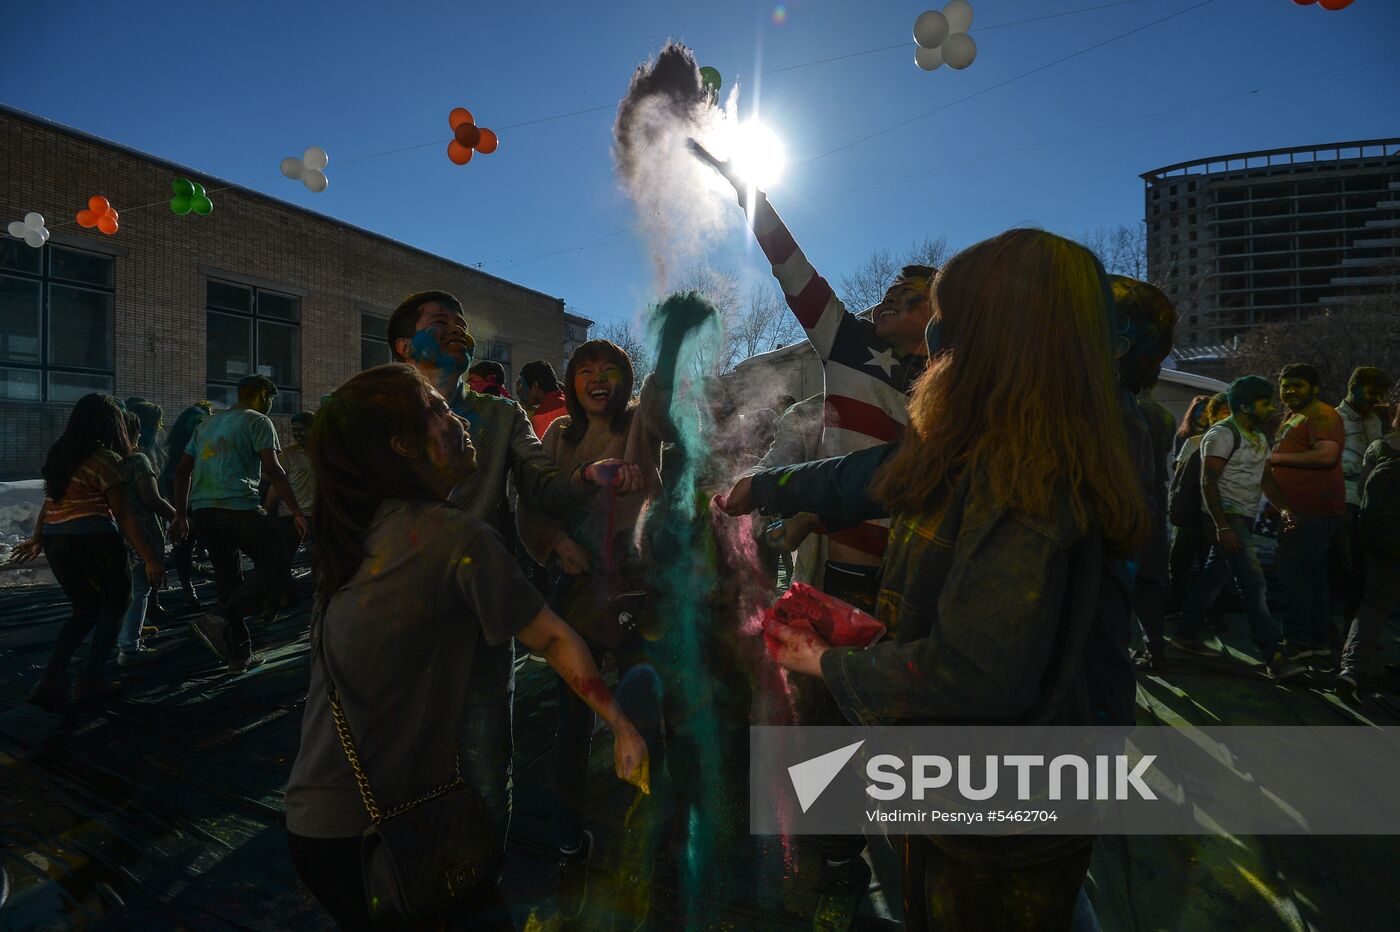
[871,228,1149,555]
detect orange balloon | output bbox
[88,195,110,214]
[448,107,474,130]
[97,215,118,235]
[447,140,474,165]
[454,122,481,148]
[77,209,98,228]
[475,128,498,154]
[1319,0,1353,9]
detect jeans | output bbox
[1176,514,1280,658]
[191,508,290,651]
[118,554,152,652]
[41,532,132,683]
[1277,514,1344,650]
[553,633,660,851]
[461,640,515,856]
[1340,555,1400,681]
[1167,518,1226,628]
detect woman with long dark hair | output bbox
[1173,394,1212,460]
[11,393,165,710]
[516,339,658,916]
[284,364,647,931]
[161,402,212,606]
[723,229,1149,928]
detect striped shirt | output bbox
[745,194,925,558]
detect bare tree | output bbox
[596,319,653,392]
[1082,223,1149,281]
[1230,309,1400,405]
[838,236,950,312]
[724,284,804,370]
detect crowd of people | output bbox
[9,142,1400,931]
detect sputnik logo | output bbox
[788,740,865,813]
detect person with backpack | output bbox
[1171,376,1303,679]
[1335,404,1400,701]
[1166,392,1230,629]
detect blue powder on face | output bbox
[409,328,470,375]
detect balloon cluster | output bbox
[7,212,49,249]
[700,66,723,96]
[281,146,330,192]
[170,178,214,215]
[1292,0,1354,8]
[447,108,499,166]
[913,0,977,72]
[77,196,119,235]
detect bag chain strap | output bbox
[318,609,464,826]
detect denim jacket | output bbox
[750,450,1107,726]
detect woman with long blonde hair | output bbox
[722,228,1149,929]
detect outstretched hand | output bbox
[715,476,755,516]
[687,138,747,198]
[6,538,42,565]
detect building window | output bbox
[1189,249,1198,259]
[205,278,300,414]
[360,312,390,370]
[1170,184,1178,196]
[1189,231,1198,242]
[0,239,114,402]
[1188,198,1197,209]
[1170,235,1179,246]
[479,338,512,385]
[1189,265,1197,277]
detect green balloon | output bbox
[192,182,206,197]
[170,195,192,215]
[700,66,722,93]
[192,196,213,216]
[173,177,195,197]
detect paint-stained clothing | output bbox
[43,448,123,533]
[118,452,165,558]
[446,384,582,533]
[279,443,315,517]
[1338,399,1384,507]
[285,500,544,838]
[530,390,569,442]
[184,408,280,511]
[742,193,925,558]
[1198,419,1268,518]
[1273,403,1346,518]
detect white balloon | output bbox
[24,229,45,248]
[281,156,305,180]
[915,45,944,71]
[302,168,328,193]
[39,227,49,242]
[8,221,24,238]
[303,146,329,170]
[943,0,973,34]
[943,32,977,69]
[23,212,44,229]
[914,10,949,49]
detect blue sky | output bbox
[3,0,1397,329]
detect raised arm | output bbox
[691,139,852,361]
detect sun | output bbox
[727,120,787,190]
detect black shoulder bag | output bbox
[313,602,500,924]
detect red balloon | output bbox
[448,107,474,130]
[447,140,474,165]
[76,209,98,227]
[1319,0,1353,9]
[1291,0,1318,5]
[88,195,111,214]
[454,122,481,148]
[97,215,118,235]
[474,127,498,154]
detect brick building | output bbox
[1143,138,1400,349]
[0,105,579,480]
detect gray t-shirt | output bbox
[1199,420,1268,519]
[284,499,544,838]
[184,408,280,511]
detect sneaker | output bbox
[117,643,159,666]
[1264,653,1306,681]
[1282,643,1314,663]
[557,830,593,920]
[26,673,73,712]
[1171,638,1221,658]
[812,857,872,932]
[1133,650,1169,673]
[190,613,234,661]
[1334,672,1360,702]
[141,624,160,638]
[227,652,266,676]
